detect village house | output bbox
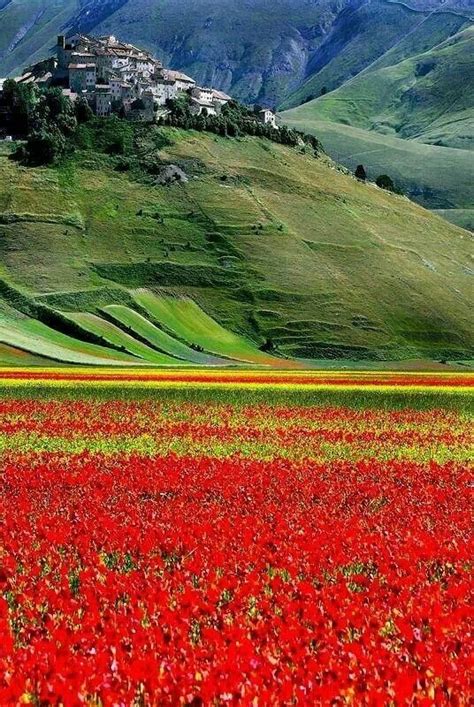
[190,86,218,116]
[213,89,232,107]
[163,69,196,92]
[95,86,113,117]
[68,63,97,93]
[0,33,232,123]
[258,108,278,129]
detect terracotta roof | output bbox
[164,69,195,84]
[213,89,231,101]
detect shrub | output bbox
[376,174,397,193]
[355,164,367,181]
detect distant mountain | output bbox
[282,26,474,149]
[0,0,472,109]
[280,25,474,227]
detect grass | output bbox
[102,305,230,366]
[432,209,474,232]
[65,312,185,366]
[0,314,139,365]
[0,128,472,364]
[133,291,277,365]
[279,26,473,225]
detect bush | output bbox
[25,124,66,165]
[75,97,94,124]
[376,174,398,193]
[355,164,366,181]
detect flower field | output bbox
[0,370,472,704]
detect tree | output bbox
[25,123,66,165]
[320,86,328,96]
[376,174,396,192]
[355,164,366,181]
[0,79,37,135]
[75,96,93,123]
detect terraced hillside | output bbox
[278,120,474,227]
[0,131,472,365]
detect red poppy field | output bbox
[0,370,472,704]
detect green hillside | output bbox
[278,119,474,220]
[281,27,474,149]
[280,27,474,228]
[0,129,472,365]
[0,0,78,76]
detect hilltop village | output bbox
[0,33,278,127]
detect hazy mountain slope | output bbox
[279,1,470,110]
[0,0,78,76]
[0,133,472,362]
[1,0,471,109]
[282,27,474,149]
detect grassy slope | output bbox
[278,119,474,214]
[280,27,474,225]
[103,305,233,366]
[133,292,278,366]
[0,132,472,362]
[66,312,184,365]
[281,27,474,149]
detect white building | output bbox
[49,33,232,121]
[213,89,232,107]
[151,79,178,106]
[258,109,278,128]
[110,78,134,104]
[163,69,196,92]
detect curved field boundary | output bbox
[66,313,184,366]
[0,343,59,367]
[102,305,232,367]
[133,291,278,366]
[0,317,139,366]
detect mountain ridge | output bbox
[1,0,472,109]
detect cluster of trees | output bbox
[0,80,93,164]
[354,163,401,194]
[0,82,322,164]
[163,95,322,153]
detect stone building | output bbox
[68,63,97,93]
[95,86,112,117]
[258,109,278,128]
[10,33,231,122]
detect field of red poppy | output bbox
[0,369,472,704]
